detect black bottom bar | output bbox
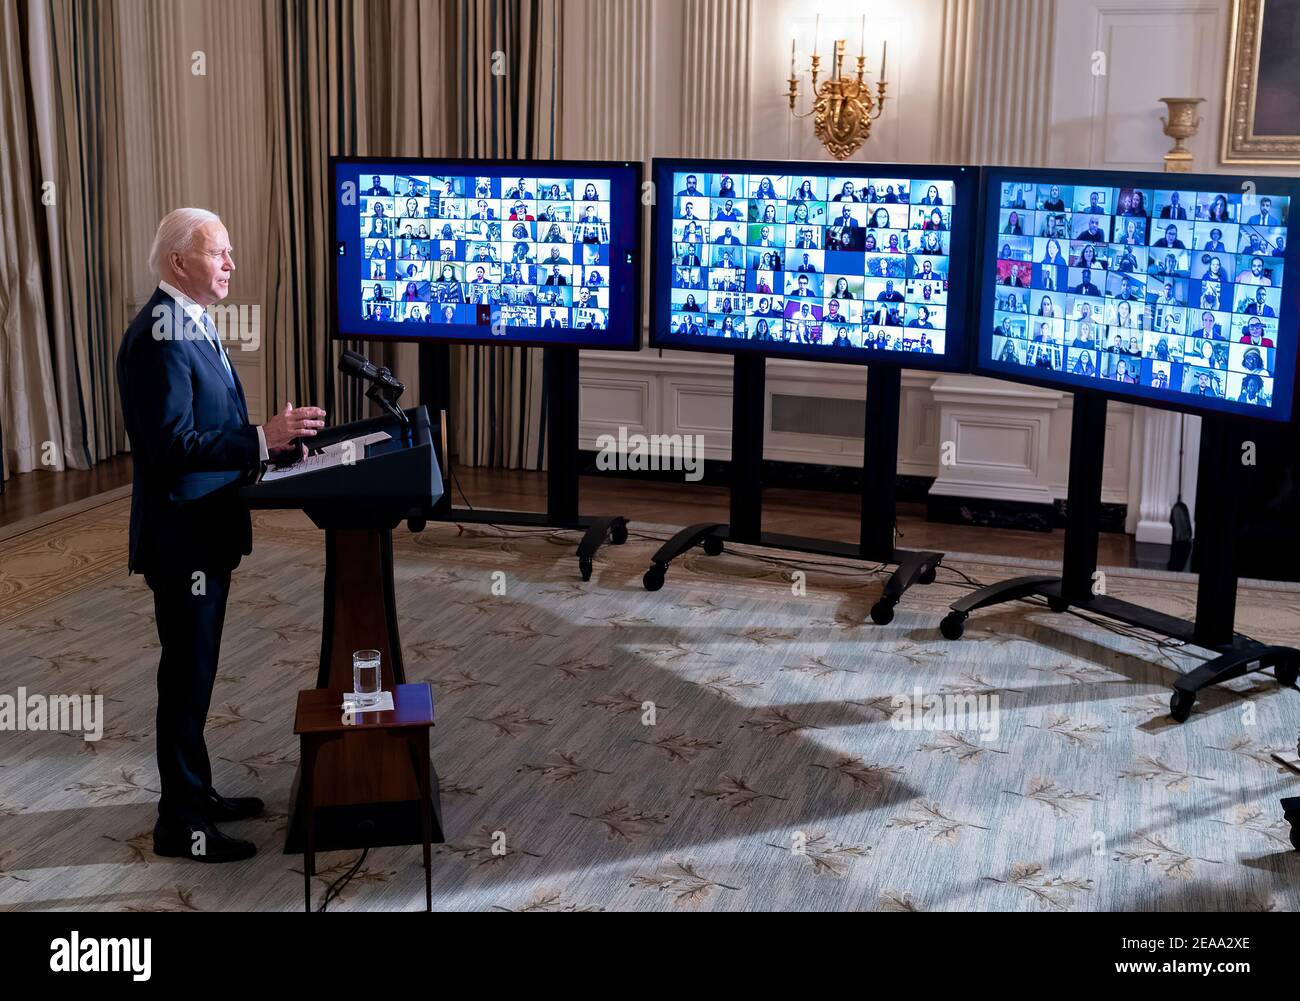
[640,522,941,624]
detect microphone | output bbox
[339,349,405,393]
[338,350,409,426]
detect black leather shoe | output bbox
[201,790,265,823]
[153,819,257,864]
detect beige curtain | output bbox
[261,0,455,423]
[0,0,127,480]
[46,0,132,463]
[0,0,57,480]
[451,0,561,470]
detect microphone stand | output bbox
[364,367,411,444]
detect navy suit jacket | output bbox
[116,287,260,575]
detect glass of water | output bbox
[352,649,382,709]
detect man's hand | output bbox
[262,402,327,455]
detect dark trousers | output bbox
[145,566,233,826]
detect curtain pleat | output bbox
[0,0,126,481]
[451,0,559,471]
[49,0,132,465]
[262,0,455,425]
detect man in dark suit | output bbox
[1072,268,1100,296]
[1247,198,1276,226]
[1160,193,1188,219]
[117,209,326,863]
[1243,287,1276,317]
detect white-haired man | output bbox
[116,208,327,862]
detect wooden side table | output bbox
[294,682,438,911]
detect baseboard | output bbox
[927,493,1129,534]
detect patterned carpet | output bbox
[0,494,1297,912]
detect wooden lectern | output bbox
[242,405,446,853]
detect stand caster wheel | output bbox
[610,523,629,545]
[918,565,937,586]
[579,557,594,582]
[407,516,427,533]
[870,600,896,625]
[643,566,666,592]
[1169,689,1195,723]
[1276,662,1299,688]
[703,536,724,556]
[1048,596,1069,613]
[939,612,966,640]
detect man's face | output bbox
[1253,258,1264,275]
[1257,288,1267,303]
[686,175,696,189]
[1262,199,1272,214]
[179,221,234,306]
[798,277,809,289]
[372,176,380,188]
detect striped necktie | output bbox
[199,311,235,388]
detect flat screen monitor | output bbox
[649,158,978,371]
[331,157,643,349]
[975,166,1300,422]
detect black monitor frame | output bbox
[329,155,644,351]
[649,157,979,372]
[974,164,1300,423]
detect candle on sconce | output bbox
[813,13,820,57]
[789,35,796,75]
[880,39,888,78]
[860,15,866,55]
